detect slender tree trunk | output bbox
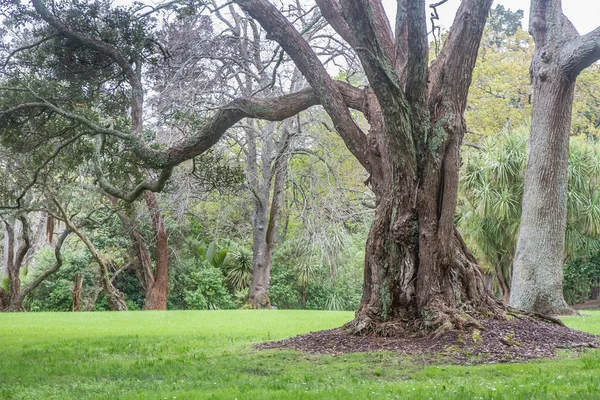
[53,200,127,311]
[72,273,83,312]
[2,216,31,312]
[114,193,169,310]
[2,220,17,309]
[143,192,169,310]
[494,262,511,304]
[247,126,292,308]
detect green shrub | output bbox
[181,261,235,310]
[563,255,600,305]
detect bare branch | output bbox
[234,0,370,170]
[560,26,600,76]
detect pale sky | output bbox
[382,0,600,35]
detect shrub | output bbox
[563,255,600,305]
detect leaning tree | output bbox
[0,0,509,330]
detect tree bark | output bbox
[114,193,169,310]
[2,216,31,312]
[235,0,502,332]
[510,1,600,315]
[246,125,292,308]
[72,273,83,312]
[143,192,169,310]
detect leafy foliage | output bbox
[183,261,235,310]
[459,127,600,298]
[563,255,600,305]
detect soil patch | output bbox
[257,317,599,364]
[574,300,600,310]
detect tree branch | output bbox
[314,0,356,47]
[429,0,493,113]
[20,227,72,299]
[234,0,370,170]
[561,26,600,76]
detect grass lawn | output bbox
[1,310,599,399]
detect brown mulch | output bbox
[256,317,599,364]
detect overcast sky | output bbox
[381,0,600,35]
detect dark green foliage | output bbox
[27,245,98,312]
[169,258,235,310]
[190,151,246,193]
[486,5,524,46]
[224,245,252,292]
[183,261,235,310]
[563,255,600,305]
[269,235,363,311]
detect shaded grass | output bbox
[0,310,599,399]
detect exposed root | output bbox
[258,314,600,364]
[506,306,568,327]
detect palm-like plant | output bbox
[458,127,600,302]
[224,247,252,292]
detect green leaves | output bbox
[459,126,600,296]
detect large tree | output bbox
[1,0,504,330]
[510,1,600,315]
[221,0,503,332]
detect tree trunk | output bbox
[247,127,292,309]
[72,273,83,311]
[509,64,576,315]
[510,1,600,315]
[113,193,169,310]
[2,216,31,312]
[234,0,501,329]
[348,143,500,334]
[143,192,169,310]
[493,262,511,304]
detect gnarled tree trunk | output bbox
[236,0,503,332]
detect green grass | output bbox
[1,310,599,399]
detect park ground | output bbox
[1,310,599,399]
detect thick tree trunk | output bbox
[508,0,600,316]
[235,0,500,329]
[347,152,501,334]
[510,67,576,315]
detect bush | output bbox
[563,255,600,305]
[169,258,235,310]
[27,245,100,312]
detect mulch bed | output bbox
[256,317,599,364]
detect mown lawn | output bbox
[1,310,599,399]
